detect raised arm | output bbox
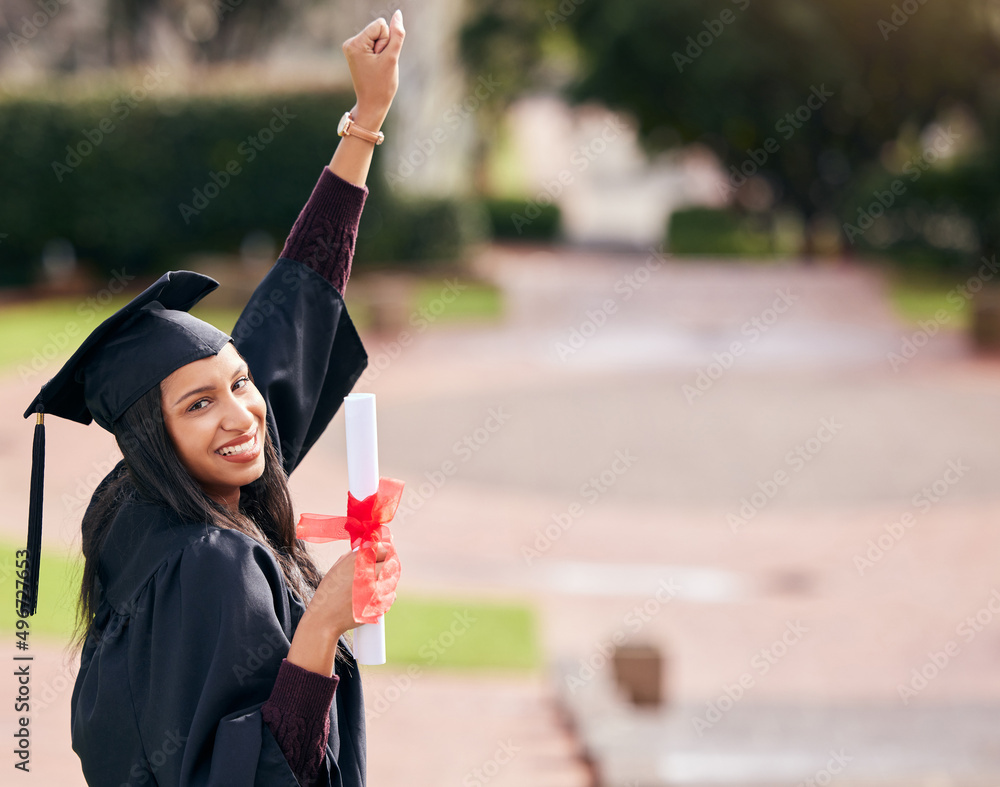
[329,10,404,188]
[233,11,405,477]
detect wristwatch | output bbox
[337,112,384,145]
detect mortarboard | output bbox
[20,270,232,617]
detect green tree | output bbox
[460,0,1000,254]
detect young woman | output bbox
[23,11,406,786]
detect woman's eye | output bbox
[234,376,250,390]
[188,399,209,412]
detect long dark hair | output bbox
[70,352,341,662]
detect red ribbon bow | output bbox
[296,477,404,624]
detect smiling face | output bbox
[160,342,266,510]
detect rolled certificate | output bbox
[344,393,386,665]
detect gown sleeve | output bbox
[231,168,370,478]
[262,659,339,786]
[128,528,337,785]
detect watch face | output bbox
[337,112,351,137]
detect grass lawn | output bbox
[383,596,540,671]
[410,279,502,324]
[0,539,83,643]
[885,270,971,329]
[0,537,539,671]
[0,275,502,377]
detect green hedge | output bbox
[666,207,776,255]
[358,194,490,265]
[0,82,485,285]
[837,150,997,274]
[483,197,561,241]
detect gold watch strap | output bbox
[340,113,384,145]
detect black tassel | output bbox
[22,404,44,618]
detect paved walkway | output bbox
[3,245,1000,783]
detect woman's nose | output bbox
[220,394,256,432]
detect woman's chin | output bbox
[234,458,266,486]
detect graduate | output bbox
[19,11,406,785]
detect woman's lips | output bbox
[215,432,260,463]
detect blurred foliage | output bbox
[483,198,561,241]
[0,84,483,286]
[459,0,1000,262]
[667,207,776,256]
[839,146,1000,274]
[358,195,490,266]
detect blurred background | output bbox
[2,0,1000,785]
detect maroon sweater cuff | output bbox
[279,167,368,296]
[262,658,340,785]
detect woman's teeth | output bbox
[217,434,256,456]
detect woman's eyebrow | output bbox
[173,363,250,407]
[174,384,215,407]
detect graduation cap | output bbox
[20,270,232,617]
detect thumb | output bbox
[384,9,405,57]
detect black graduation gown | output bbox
[70,258,369,786]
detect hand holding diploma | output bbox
[286,537,396,676]
[296,393,404,665]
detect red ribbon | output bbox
[296,477,404,624]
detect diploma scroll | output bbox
[296,394,402,666]
[344,393,385,665]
